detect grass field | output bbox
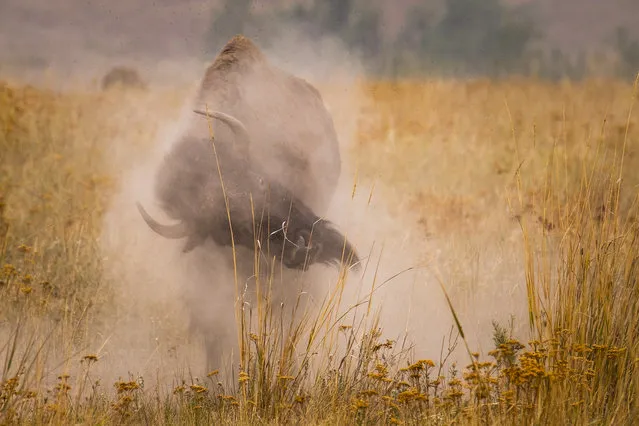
[1,73,638,425]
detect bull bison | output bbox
[136,34,359,373]
[138,34,357,270]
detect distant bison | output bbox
[101,66,147,91]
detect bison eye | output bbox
[296,234,305,248]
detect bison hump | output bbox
[205,35,267,77]
[197,35,268,105]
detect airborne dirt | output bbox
[89,31,532,393]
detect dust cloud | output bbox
[87,28,529,390]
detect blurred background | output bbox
[1,0,638,82]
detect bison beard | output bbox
[136,109,360,272]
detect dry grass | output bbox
[1,74,638,425]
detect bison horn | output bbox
[136,202,190,239]
[296,229,312,249]
[193,109,251,153]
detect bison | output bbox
[138,34,357,270]
[136,34,358,373]
[101,66,147,91]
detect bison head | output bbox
[266,216,360,272]
[249,183,360,272]
[136,108,360,272]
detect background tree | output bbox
[393,0,538,77]
[388,5,437,77]
[614,27,639,81]
[317,0,353,35]
[284,0,383,74]
[204,0,252,55]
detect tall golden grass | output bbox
[1,74,638,425]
